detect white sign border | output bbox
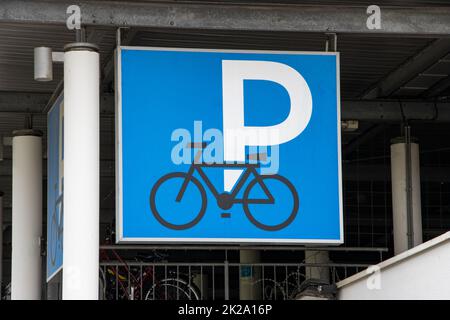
[115,46,343,245]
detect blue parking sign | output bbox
[47,94,64,280]
[116,47,343,244]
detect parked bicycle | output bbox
[150,142,299,231]
[99,247,200,300]
[1,283,11,300]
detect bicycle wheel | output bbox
[243,175,299,231]
[150,172,207,230]
[252,278,287,300]
[144,278,200,300]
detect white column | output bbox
[62,43,100,300]
[391,138,423,255]
[305,250,330,283]
[11,130,43,300]
[239,250,261,300]
[0,191,3,295]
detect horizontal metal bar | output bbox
[2,0,450,35]
[100,262,230,267]
[100,245,387,252]
[342,100,450,122]
[229,263,371,268]
[344,164,450,182]
[99,262,372,268]
[4,92,450,122]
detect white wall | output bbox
[338,231,450,300]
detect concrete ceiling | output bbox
[1,0,450,249]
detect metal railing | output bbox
[1,246,386,300]
[99,256,381,300]
[0,259,379,300]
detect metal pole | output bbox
[11,130,43,300]
[62,42,100,300]
[224,260,229,300]
[325,33,337,52]
[305,250,331,283]
[404,126,414,250]
[99,245,387,252]
[239,250,261,300]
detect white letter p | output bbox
[222,60,312,191]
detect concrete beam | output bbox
[2,93,450,122]
[0,92,50,113]
[0,92,114,113]
[2,1,450,35]
[341,100,450,122]
[344,164,450,182]
[351,38,450,157]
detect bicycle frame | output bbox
[176,162,275,205]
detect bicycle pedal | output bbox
[221,212,231,218]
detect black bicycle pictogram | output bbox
[50,193,63,266]
[149,142,299,231]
